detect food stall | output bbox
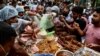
[18,7,100,56]
[22,28,100,56]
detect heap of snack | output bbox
[36,39,61,54]
[57,34,83,52]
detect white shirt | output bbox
[11,18,30,33]
[88,14,93,24]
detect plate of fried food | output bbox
[36,39,62,54]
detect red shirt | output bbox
[85,24,100,45]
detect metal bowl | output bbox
[55,50,74,56]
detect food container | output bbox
[74,47,100,56]
[32,53,53,56]
[55,50,74,56]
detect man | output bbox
[0,6,18,25]
[63,6,86,42]
[73,7,100,51]
[0,6,29,56]
[71,6,87,31]
[84,7,100,51]
[36,4,44,17]
[16,6,25,19]
[0,22,17,56]
[33,4,45,26]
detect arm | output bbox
[63,20,74,30]
[60,15,74,30]
[8,43,29,56]
[73,23,85,36]
[87,43,100,51]
[76,26,85,36]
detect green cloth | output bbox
[39,14,54,30]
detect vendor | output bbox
[0,6,18,25]
[0,22,17,56]
[0,6,29,56]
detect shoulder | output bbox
[84,24,93,31]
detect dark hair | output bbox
[37,4,44,9]
[46,1,52,7]
[11,1,17,7]
[63,1,71,5]
[72,6,83,15]
[94,7,100,13]
[22,1,26,5]
[0,22,17,45]
[24,6,30,9]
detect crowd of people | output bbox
[0,0,100,56]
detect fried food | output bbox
[36,39,60,54]
[58,35,83,52]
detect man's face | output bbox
[92,11,100,25]
[72,12,79,20]
[62,8,69,17]
[19,12,24,16]
[9,16,18,23]
[25,8,30,12]
[37,5,44,14]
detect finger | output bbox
[87,44,92,47]
[74,22,78,26]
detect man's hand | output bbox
[73,22,84,36]
[59,15,66,22]
[87,43,100,49]
[8,43,29,56]
[73,22,80,30]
